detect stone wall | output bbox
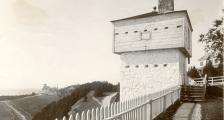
[120,49,184,100]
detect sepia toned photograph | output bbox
[0,0,223,120]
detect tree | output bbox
[203,60,216,77]
[199,18,223,57]
[187,66,201,78]
[199,16,223,76]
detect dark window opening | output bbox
[164,27,169,29]
[177,25,182,28]
[145,65,149,68]
[125,32,128,34]
[135,65,139,68]
[144,29,148,32]
[154,28,158,31]
[134,31,138,33]
[125,65,130,68]
[115,33,119,35]
[163,64,168,67]
[154,64,158,67]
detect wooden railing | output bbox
[56,86,181,120]
[194,76,224,86]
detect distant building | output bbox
[198,53,222,69]
[197,53,223,76]
[39,84,58,95]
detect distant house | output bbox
[197,53,223,76]
[39,84,58,95]
[198,53,222,69]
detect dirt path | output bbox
[200,97,223,120]
[101,92,117,106]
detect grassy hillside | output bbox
[10,94,60,117]
[32,81,119,120]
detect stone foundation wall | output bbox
[120,49,183,100]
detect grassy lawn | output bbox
[207,85,223,98]
[201,96,223,120]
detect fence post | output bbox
[63,116,66,120]
[81,111,86,120]
[87,110,90,120]
[91,109,96,120]
[96,108,99,120]
[212,77,214,85]
[69,115,74,120]
[100,107,104,120]
[149,99,153,120]
[75,113,80,120]
[171,91,174,105]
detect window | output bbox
[135,65,139,68]
[134,31,138,33]
[154,28,158,31]
[144,29,148,32]
[125,65,130,68]
[115,33,119,35]
[200,62,203,66]
[145,65,149,68]
[164,27,169,29]
[163,64,168,67]
[141,32,151,40]
[177,25,182,28]
[154,64,158,67]
[125,32,128,34]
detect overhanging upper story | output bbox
[111,10,193,57]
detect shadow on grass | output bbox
[154,100,181,120]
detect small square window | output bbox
[134,31,138,33]
[163,64,167,67]
[154,64,158,67]
[145,65,149,68]
[164,27,168,29]
[200,62,203,66]
[135,65,139,68]
[125,32,128,34]
[115,33,119,35]
[141,32,151,40]
[154,28,158,31]
[177,25,182,28]
[125,65,130,68]
[144,29,148,32]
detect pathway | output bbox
[173,103,201,120]
[101,92,117,106]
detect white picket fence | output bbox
[56,86,180,120]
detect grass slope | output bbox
[10,94,60,117]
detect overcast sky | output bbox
[0,0,223,89]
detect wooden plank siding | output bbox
[113,18,185,53]
[112,11,192,57]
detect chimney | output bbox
[158,0,174,13]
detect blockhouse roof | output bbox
[111,10,193,31]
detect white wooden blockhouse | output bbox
[111,0,193,100]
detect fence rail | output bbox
[194,76,224,85]
[56,86,180,120]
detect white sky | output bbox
[0,0,223,89]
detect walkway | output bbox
[173,97,223,120]
[173,103,201,120]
